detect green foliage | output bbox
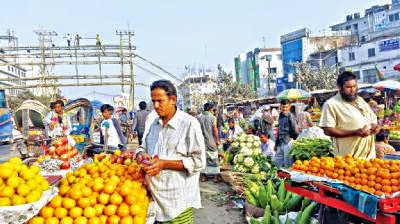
[7,90,61,111]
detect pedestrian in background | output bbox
[132,101,150,145]
[274,99,298,168]
[198,103,221,182]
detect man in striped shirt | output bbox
[136,80,206,223]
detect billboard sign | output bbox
[379,38,400,52]
[374,11,388,32]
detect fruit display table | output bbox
[277,170,398,224]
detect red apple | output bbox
[48,146,56,155]
[110,156,117,164]
[128,152,134,159]
[60,161,70,169]
[60,154,69,161]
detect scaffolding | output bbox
[0,29,182,110]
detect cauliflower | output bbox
[246,142,254,148]
[236,153,244,163]
[243,157,255,168]
[253,136,260,141]
[246,136,254,143]
[253,141,260,147]
[239,143,247,148]
[238,136,246,143]
[233,164,240,171]
[253,147,262,155]
[241,148,253,156]
[264,161,271,169]
[251,164,260,174]
[238,165,248,173]
[231,142,240,148]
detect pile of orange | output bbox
[0,157,49,206]
[291,155,400,197]
[29,161,148,224]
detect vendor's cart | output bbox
[277,170,399,224]
[14,100,49,139]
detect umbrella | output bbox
[372,80,400,93]
[358,88,379,94]
[276,89,311,100]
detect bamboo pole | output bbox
[2,82,149,89]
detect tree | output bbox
[294,62,337,91]
[215,64,257,104]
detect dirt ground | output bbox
[195,181,245,224]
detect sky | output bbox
[0,0,390,104]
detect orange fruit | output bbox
[40,206,54,219]
[69,190,83,201]
[375,183,383,190]
[98,193,110,205]
[367,180,375,188]
[78,198,91,208]
[375,190,383,197]
[54,207,69,219]
[133,215,145,224]
[124,195,137,205]
[109,193,123,205]
[59,186,70,197]
[73,216,87,224]
[129,204,142,216]
[119,185,131,197]
[368,175,376,181]
[50,196,63,208]
[382,185,392,194]
[88,195,97,206]
[44,217,59,224]
[392,186,400,193]
[104,204,117,216]
[81,187,92,197]
[69,207,83,218]
[92,182,104,193]
[103,184,115,194]
[391,179,399,186]
[94,204,105,216]
[117,203,130,217]
[88,217,101,224]
[360,179,368,185]
[381,179,391,186]
[29,217,45,224]
[106,215,120,224]
[99,215,107,224]
[120,216,134,224]
[60,217,73,224]
[62,197,76,209]
[83,207,96,218]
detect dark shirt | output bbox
[276,112,298,146]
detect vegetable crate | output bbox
[277,170,398,224]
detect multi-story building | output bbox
[0,59,27,96]
[279,28,353,92]
[331,0,400,83]
[234,48,282,96]
[177,69,218,112]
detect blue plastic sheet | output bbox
[329,183,379,219]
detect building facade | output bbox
[177,70,218,112]
[279,28,353,92]
[234,48,282,96]
[0,59,27,96]
[331,0,400,83]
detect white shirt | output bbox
[227,125,243,140]
[136,110,206,221]
[101,119,120,148]
[261,139,276,157]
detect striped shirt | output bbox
[137,110,206,222]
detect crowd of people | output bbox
[38,70,400,223]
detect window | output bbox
[353,71,361,80]
[363,69,377,83]
[361,36,366,42]
[345,25,351,30]
[11,67,14,73]
[353,24,358,30]
[368,48,376,57]
[7,66,10,71]
[349,52,355,61]
[389,12,400,22]
[268,68,277,73]
[277,54,282,60]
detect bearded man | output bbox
[319,71,380,159]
